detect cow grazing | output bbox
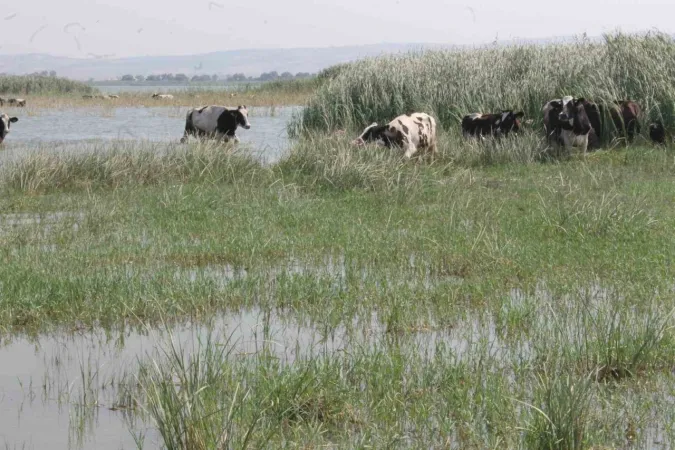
[8,98,26,107]
[0,97,4,107]
[557,97,593,155]
[108,94,120,99]
[461,110,524,138]
[543,96,601,149]
[352,112,437,159]
[152,93,174,99]
[180,105,251,143]
[0,113,19,144]
[609,100,641,142]
[82,94,94,99]
[649,121,665,145]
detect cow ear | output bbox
[9,117,18,123]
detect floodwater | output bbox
[2,106,297,163]
[0,304,487,450]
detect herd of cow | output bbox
[0,94,669,154]
[352,96,667,159]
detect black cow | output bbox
[649,121,665,145]
[181,105,251,143]
[0,113,19,144]
[461,111,524,138]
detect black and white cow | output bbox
[543,96,601,149]
[557,97,593,154]
[152,93,174,99]
[352,112,437,159]
[180,105,251,143]
[461,110,524,138]
[0,113,19,144]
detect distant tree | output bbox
[211,74,218,81]
[165,73,174,81]
[49,70,57,77]
[280,71,293,79]
[295,72,311,79]
[227,73,246,82]
[121,74,134,81]
[259,71,279,81]
[146,74,159,81]
[135,75,145,82]
[174,73,188,82]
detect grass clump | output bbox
[292,32,675,143]
[0,74,96,96]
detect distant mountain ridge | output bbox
[0,37,590,81]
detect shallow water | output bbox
[2,106,297,163]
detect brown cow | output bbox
[610,100,641,142]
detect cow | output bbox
[82,94,94,99]
[108,94,120,99]
[0,97,4,107]
[461,110,524,138]
[557,97,593,155]
[543,96,601,149]
[0,113,19,144]
[8,98,26,107]
[180,105,251,144]
[649,121,665,145]
[609,100,641,142]
[152,93,174,99]
[352,112,437,159]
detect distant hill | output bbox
[0,44,452,81]
[0,37,594,81]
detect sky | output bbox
[1,0,674,58]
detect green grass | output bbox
[0,75,96,96]
[291,31,675,143]
[3,136,675,448]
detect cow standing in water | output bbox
[181,105,251,143]
[0,113,19,144]
[461,110,524,138]
[352,112,437,159]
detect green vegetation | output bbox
[0,74,96,96]
[4,31,675,449]
[4,135,675,448]
[293,32,675,142]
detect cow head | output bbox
[0,114,19,144]
[236,105,251,129]
[497,110,525,134]
[559,97,591,134]
[352,122,387,146]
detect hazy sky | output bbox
[1,0,674,58]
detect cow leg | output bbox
[403,142,417,159]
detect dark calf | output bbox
[461,110,524,138]
[649,121,665,144]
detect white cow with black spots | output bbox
[352,112,437,159]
